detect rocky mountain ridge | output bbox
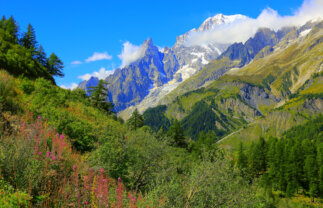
[142,20,323,144]
[78,14,248,113]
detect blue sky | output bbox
[0,0,309,88]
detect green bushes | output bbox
[0,178,31,208]
[0,70,19,112]
[146,152,265,207]
[24,78,109,152]
[19,78,35,95]
[90,128,189,192]
[0,111,149,207]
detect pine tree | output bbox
[47,53,64,77]
[248,137,267,177]
[35,45,47,66]
[20,24,37,50]
[0,16,6,29]
[305,154,318,201]
[127,109,144,130]
[168,119,186,148]
[88,80,113,114]
[5,16,19,43]
[318,143,323,198]
[237,142,247,171]
[258,136,267,172]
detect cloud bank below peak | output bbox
[118,41,146,68]
[185,0,323,47]
[78,67,115,81]
[60,83,78,90]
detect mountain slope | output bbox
[143,20,323,142]
[80,14,248,115]
[160,27,296,105]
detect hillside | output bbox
[80,14,248,115]
[143,20,323,143]
[0,12,322,208]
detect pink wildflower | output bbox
[46,151,51,158]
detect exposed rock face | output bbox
[79,14,248,113]
[218,98,262,122]
[78,77,99,96]
[219,28,281,65]
[103,39,180,111]
[171,14,248,80]
[239,84,280,111]
[78,16,321,117]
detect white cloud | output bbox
[78,67,115,81]
[85,52,112,63]
[60,83,78,90]
[157,46,166,53]
[185,0,323,46]
[71,60,82,65]
[118,41,146,67]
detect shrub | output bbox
[0,178,31,208]
[0,70,19,112]
[0,112,148,207]
[19,78,35,95]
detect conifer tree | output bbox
[237,142,247,171]
[88,80,113,114]
[47,53,64,77]
[318,143,323,198]
[127,109,144,130]
[5,16,19,43]
[248,137,267,177]
[20,24,37,50]
[286,146,298,197]
[0,16,6,29]
[168,119,186,148]
[305,154,318,201]
[35,45,47,66]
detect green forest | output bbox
[0,16,322,208]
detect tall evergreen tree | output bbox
[317,143,323,198]
[305,154,318,201]
[35,45,47,66]
[168,119,186,148]
[88,79,113,113]
[127,109,144,130]
[1,16,19,43]
[0,16,6,29]
[237,142,248,171]
[47,53,64,77]
[286,146,298,197]
[20,24,37,50]
[5,16,19,43]
[248,137,267,177]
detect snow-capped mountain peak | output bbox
[79,13,250,117]
[175,14,249,45]
[197,14,248,32]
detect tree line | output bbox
[0,16,63,80]
[237,115,323,201]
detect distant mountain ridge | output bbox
[78,14,248,113]
[142,20,323,143]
